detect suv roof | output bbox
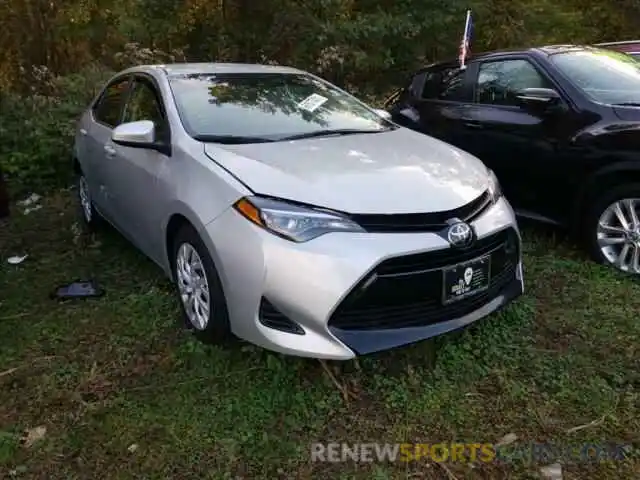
[418,44,596,72]
[595,40,640,54]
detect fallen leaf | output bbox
[7,255,28,265]
[20,426,46,448]
[496,433,518,446]
[9,465,27,476]
[540,463,562,479]
[17,193,41,207]
[23,205,43,215]
[127,443,138,453]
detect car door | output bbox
[407,64,476,149]
[458,57,572,215]
[108,74,172,261]
[84,76,132,221]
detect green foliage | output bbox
[0,44,183,195]
[0,0,639,194]
[0,65,113,194]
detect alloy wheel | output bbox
[597,198,640,274]
[175,243,211,329]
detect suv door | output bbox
[460,57,573,216]
[85,76,132,221]
[111,74,172,261]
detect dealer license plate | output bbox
[442,255,491,304]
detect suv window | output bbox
[123,78,169,142]
[421,66,467,101]
[550,50,640,105]
[475,59,550,106]
[93,78,130,127]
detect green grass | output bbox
[1,191,639,479]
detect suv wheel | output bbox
[585,183,640,274]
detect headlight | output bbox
[233,196,365,242]
[487,169,502,202]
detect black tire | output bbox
[582,183,640,273]
[76,172,103,233]
[170,224,232,344]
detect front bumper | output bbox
[202,197,524,360]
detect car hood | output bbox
[203,128,491,214]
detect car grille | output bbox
[327,227,519,330]
[348,190,492,233]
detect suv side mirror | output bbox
[112,120,170,155]
[515,88,561,109]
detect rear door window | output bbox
[421,65,470,102]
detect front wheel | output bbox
[171,224,232,343]
[584,184,640,275]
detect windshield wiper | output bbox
[193,134,274,144]
[612,102,640,107]
[278,128,389,141]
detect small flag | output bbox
[459,10,474,69]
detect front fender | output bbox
[159,144,252,275]
[573,122,640,154]
[161,200,237,279]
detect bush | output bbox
[0,64,114,196]
[0,43,186,197]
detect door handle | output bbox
[104,145,116,157]
[463,121,483,129]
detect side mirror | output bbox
[515,88,561,109]
[111,120,171,155]
[112,120,155,147]
[374,108,392,120]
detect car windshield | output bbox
[168,72,392,142]
[550,49,640,105]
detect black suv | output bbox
[386,45,640,275]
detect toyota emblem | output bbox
[447,222,473,247]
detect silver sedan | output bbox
[73,63,524,360]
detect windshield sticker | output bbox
[297,93,328,112]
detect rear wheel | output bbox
[584,183,640,275]
[170,224,232,343]
[76,172,103,232]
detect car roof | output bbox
[418,44,602,72]
[119,62,305,78]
